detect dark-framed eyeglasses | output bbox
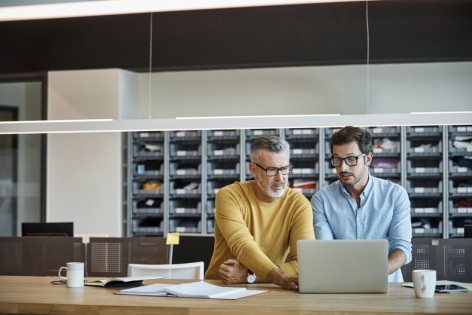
[330,153,366,167]
[253,163,293,176]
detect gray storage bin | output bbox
[169,181,201,195]
[406,180,442,194]
[448,201,472,216]
[169,130,201,139]
[207,181,232,196]
[207,143,240,157]
[170,162,201,176]
[170,143,201,157]
[448,125,472,133]
[406,126,441,136]
[169,200,200,215]
[133,199,164,215]
[134,131,164,139]
[135,162,164,176]
[133,142,164,157]
[413,219,441,237]
[291,142,318,156]
[133,219,165,234]
[208,130,240,137]
[411,201,442,216]
[449,180,472,195]
[369,126,401,135]
[372,138,400,154]
[133,181,164,195]
[285,128,318,136]
[246,129,279,137]
[448,160,472,176]
[407,140,442,154]
[407,160,442,175]
[449,138,472,153]
[292,162,318,175]
[208,163,239,176]
[169,219,201,233]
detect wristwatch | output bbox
[247,271,256,284]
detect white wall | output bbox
[47,69,130,237]
[136,62,472,119]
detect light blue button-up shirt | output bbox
[311,174,412,282]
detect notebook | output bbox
[297,239,389,294]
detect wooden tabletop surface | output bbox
[0,276,471,315]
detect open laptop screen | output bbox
[297,239,388,293]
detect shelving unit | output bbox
[168,131,203,234]
[130,131,165,236]
[206,130,243,234]
[284,128,320,198]
[447,125,472,238]
[368,126,402,184]
[126,125,472,238]
[406,126,444,238]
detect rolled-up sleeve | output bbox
[388,186,412,264]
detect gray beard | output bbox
[258,181,286,198]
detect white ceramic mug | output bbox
[58,262,84,288]
[412,269,436,298]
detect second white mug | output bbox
[58,262,84,288]
[412,269,436,298]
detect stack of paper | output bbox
[118,281,268,300]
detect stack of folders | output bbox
[118,281,268,300]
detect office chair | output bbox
[127,261,204,280]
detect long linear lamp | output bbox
[0,0,373,21]
[0,112,471,134]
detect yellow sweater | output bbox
[205,181,315,281]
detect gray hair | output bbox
[250,136,290,163]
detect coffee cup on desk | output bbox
[58,262,84,288]
[412,269,436,298]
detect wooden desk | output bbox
[0,276,471,315]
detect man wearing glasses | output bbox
[205,136,314,290]
[311,126,412,282]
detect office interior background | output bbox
[0,0,471,238]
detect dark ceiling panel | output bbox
[0,0,471,74]
[369,0,472,63]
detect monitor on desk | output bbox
[172,234,214,273]
[21,222,74,236]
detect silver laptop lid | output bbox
[297,239,389,294]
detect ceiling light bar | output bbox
[0,0,375,21]
[411,111,472,115]
[0,113,470,135]
[175,114,340,119]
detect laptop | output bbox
[297,239,389,293]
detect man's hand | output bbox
[218,259,248,284]
[266,267,298,290]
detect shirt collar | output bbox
[339,173,372,197]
